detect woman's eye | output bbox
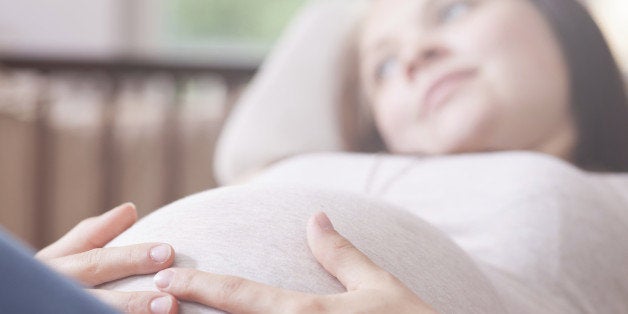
[438,0,474,24]
[374,57,399,83]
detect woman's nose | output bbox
[403,44,447,81]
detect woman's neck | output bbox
[534,120,577,162]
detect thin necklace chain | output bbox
[364,153,417,196]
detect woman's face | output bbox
[359,0,576,157]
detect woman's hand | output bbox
[152,212,437,313]
[36,203,178,314]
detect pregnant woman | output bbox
[36,0,628,313]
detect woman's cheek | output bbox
[374,89,417,148]
[375,101,407,143]
[445,3,522,61]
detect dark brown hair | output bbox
[340,0,628,172]
[529,0,628,172]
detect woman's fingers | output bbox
[145,214,431,314]
[37,203,138,259]
[153,268,304,313]
[306,212,389,291]
[46,243,174,286]
[89,289,178,314]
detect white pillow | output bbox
[213,0,368,185]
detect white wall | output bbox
[0,0,123,57]
[589,0,628,71]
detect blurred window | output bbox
[152,0,305,62]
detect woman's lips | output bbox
[421,69,476,118]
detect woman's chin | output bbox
[432,98,496,153]
[381,99,496,155]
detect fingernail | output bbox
[121,202,135,209]
[150,244,172,263]
[102,202,135,217]
[315,212,334,231]
[154,270,174,289]
[150,296,172,314]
